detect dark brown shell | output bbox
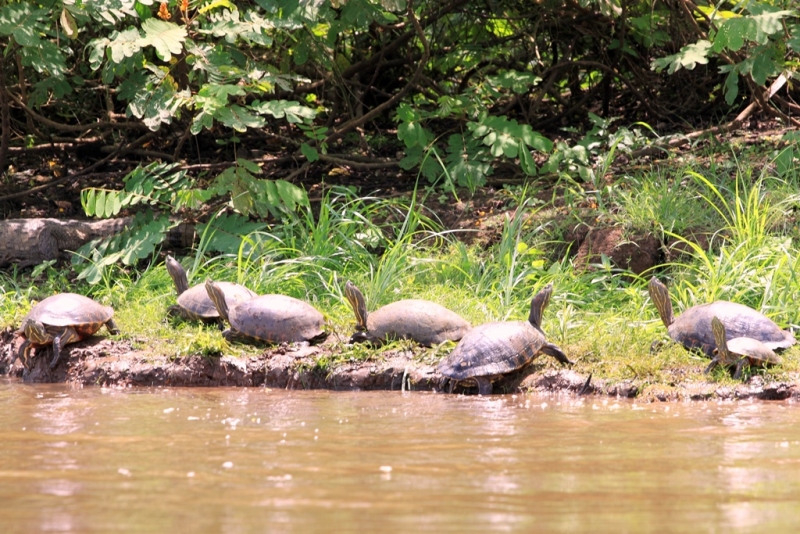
[229,294,326,343]
[177,282,256,319]
[23,293,113,336]
[367,299,471,346]
[669,301,795,357]
[437,321,546,380]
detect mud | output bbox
[2,328,799,401]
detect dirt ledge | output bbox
[2,330,799,401]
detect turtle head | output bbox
[166,255,190,296]
[344,281,369,331]
[711,316,734,365]
[349,331,370,344]
[205,280,231,324]
[648,277,675,328]
[527,283,553,332]
[21,318,50,344]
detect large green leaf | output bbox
[215,104,266,132]
[139,19,187,62]
[251,100,318,124]
[651,40,712,73]
[109,28,143,63]
[0,4,47,45]
[197,214,268,255]
[711,10,792,53]
[20,41,68,76]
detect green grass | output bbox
[4,149,800,390]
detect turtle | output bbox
[706,316,782,379]
[205,280,328,345]
[437,284,573,395]
[343,281,471,346]
[15,293,119,369]
[648,277,795,358]
[166,255,256,324]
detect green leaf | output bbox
[139,19,187,62]
[19,41,68,76]
[82,188,97,216]
[237,158,262,174]
[275,179,308,210]
[397,120,431,148]
[251,100,318,123]
[519,147,536,175]
[748,47,780,85]
[0,4,47,46]
[723,68,740,105]
[104,192,118,218]
[95,191,106,219]
[396,103,419,122]
[199,0,236,14]
[119,215,172,265]
[301,143,319,162]
[651,40,712,73]
[109,28,144,63]
[711,10,792,53]
[215,104,266,132]
[448,160,489,189]
[60,8,78,39]
[197,213,268,255]
[488,70,541,94]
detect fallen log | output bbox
[0,217,195,268]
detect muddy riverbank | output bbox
[2,329,799,401]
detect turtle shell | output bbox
[24,293,114,337]
[177,282,256,319]
[725,336,781,365]
[438,321,547,381]
[366,299,471,346]
[669,301,795,357]
[228,294,326,344]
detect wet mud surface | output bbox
[2,328,799,401]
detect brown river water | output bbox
[2,380,800,533]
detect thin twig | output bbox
[6,91,149,133]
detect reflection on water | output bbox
[2,380,800,532]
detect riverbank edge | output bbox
[2,330,799,401]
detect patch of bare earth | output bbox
[2,329,798,401]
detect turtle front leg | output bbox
[50,327,80,369]
[703,357,720,375]
[14,339,32,371]
[541,343,573,366]
[222,328,264,346]
[733,358,749,381]
[475,376,493,395]
[105,318,120,335]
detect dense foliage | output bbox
[1,0,799,279]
